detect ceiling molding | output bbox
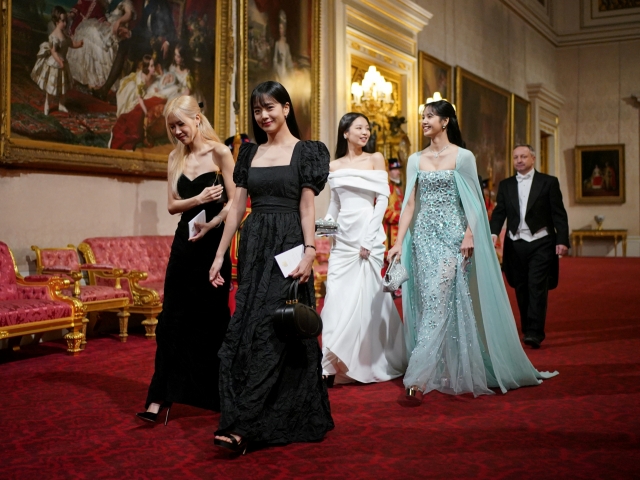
[499,0,640,47]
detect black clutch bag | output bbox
[213,172,228,204]
[273,280,323,339]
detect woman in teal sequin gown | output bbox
[388,100,557,401]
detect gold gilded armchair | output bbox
[31,245,130,348]
[1,242,85,355]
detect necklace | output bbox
[429,144,450,159]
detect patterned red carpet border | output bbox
[1,257,639,479]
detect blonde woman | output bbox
[136,95,236,424]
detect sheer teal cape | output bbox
[400,148,558,393]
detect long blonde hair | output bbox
[165,95,221,198]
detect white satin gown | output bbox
[321,169,407,384]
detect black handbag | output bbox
[273,280,323,338]
[213,171,228,204]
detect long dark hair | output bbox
[335,112,375,159]
[250,81,300,144]
[424,100,465,148]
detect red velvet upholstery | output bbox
[0,299,72,327]
[81,237,172,284]
[0,242,19,301]
[64,286,129,303]
[17,283,52,300]
[40,249,80,270]
[0,242,75,329]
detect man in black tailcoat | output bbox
[490,144,570,349]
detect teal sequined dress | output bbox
[405,170,494,396]
[400,148,558,397]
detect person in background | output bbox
[490,144,570,349]
[384,158,404,252]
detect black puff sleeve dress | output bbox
[216,140,334,445]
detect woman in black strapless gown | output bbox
[209,82,333,451]
[136,95,236,423]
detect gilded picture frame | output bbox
[0,0,233,177]
[575,144,625,204]
[455,67,511,196]
[238,0,321,141]
[510,94,531,175]
[418,52,452,151]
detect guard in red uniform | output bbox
[384,158,404,251]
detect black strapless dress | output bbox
[145,172,231,411]
[217,141,334,445]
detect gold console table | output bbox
[570,229,628,257]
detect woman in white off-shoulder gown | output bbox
[321,113,406,385]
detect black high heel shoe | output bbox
[136,402,172,425]
[214,430,248,455]
[323,374,335,388]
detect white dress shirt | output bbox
[509,170,548,242]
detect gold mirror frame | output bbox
[0,0,233,177]
[238,0,321,140]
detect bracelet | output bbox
[213,216,223,228]
[304,245,316,251]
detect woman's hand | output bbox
[461,230,474,259]
[209,255,225,287]
[359,247,370,260]
[196,185,224,205]
[189,216,222,242]
[290,251,315,284]
[387,244,401,262]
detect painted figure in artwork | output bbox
[31,6,84,115]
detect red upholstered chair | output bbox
[0,242,85,355]
[313,237,331,300]
[31,245,130,348]
[78,236,173,339]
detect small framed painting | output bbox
[575,144,625,204]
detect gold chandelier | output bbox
[351,66,395,117]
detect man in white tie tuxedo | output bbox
[490,145,570,348]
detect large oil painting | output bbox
[240,0,319,141]
[1,0,231,176]
[456,68,511,197]
[575,144,625,204]
[418,52,452,151]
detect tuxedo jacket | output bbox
[489,171,570,290]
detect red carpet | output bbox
[1,258,639,479]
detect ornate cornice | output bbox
[499,0,640,47]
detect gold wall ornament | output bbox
[0,0,233,177]
[239,0,321,140]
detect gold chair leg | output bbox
[65,326,84,355]
[118,309,130,343]
[141,314,158,339]
[8,336,21,352]
[80,315,90,350]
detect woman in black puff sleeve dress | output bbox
[209,81,334,452]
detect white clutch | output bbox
[382,256,409,292]
[315,219,339,236]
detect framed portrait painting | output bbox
[455,68,511,197]
[575,144,625,204]
[418,52,452,151]
[239,0,320,141]
[0,0,232,177]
